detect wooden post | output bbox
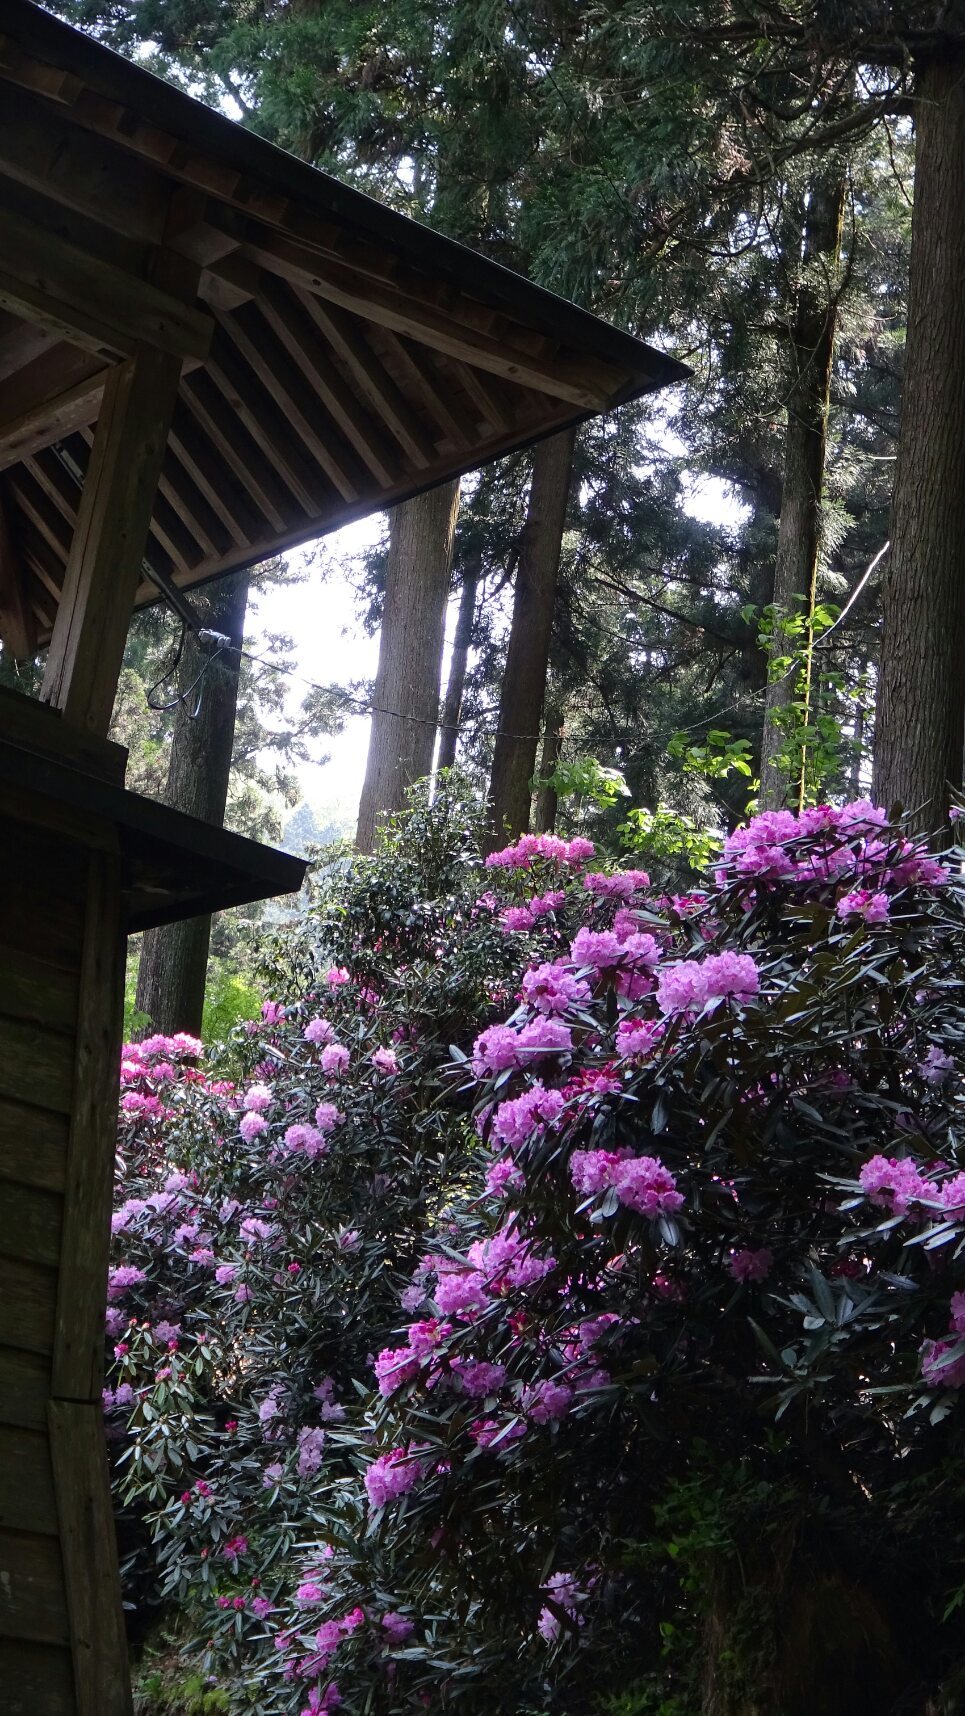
[40,344,183,735]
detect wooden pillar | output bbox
[40,345,183,735]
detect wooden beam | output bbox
[0,317,54,384]
[0,486,37,659]
[167,402,259,549]
[75,424,200,578]
[294,291,436,470]
[252,277,402,487]
[450,358,514,435]
[0,208,213,364]
[41,345,183,734]
[156,458,227,563]
[48,1401,133,1716]
[204,331,329,516]
[220,298,367,500]
[224,232,615,410]
[22,448,82,531]
[0,79,168,244]
[0,351,107,473]
[7,467,73,565]
[180,370,294,535]
[378,330,473,452]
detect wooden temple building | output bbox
[0,3,687,1710]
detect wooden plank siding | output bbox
[0,797,129,1714]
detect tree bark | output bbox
[356,478,460,851]
[872,47,965,833]
[759,169,846,810]
[135,570,249,1036]
[436,552,481,773]
[534,709,563,833]
[487,428,575,845]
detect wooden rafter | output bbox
[378,330,473,452]
[0,352,107,474]
[180,369,294,535]
[252,277,402,488]
[0,483,37,658]
[214,233,616,411]
[218,303,366,503]
[204,330,331,516]
[293,292,436,471]
[166,402,260,549]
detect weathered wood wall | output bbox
[0,785,131,1716]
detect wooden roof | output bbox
[0,685,307,928]
[0,0,687,653]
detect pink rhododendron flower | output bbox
[837,889,890,924]
[434,1269,489,1317]
[239,1111,268,1143]
[657,951,760,1014]
[297,1426,326,1475]
[615,1018,664,1059]
[296,1581,324,1605]
[529,890,566,917]
[491,1083,565,1147]
[469,1417,526,1449]
[858,1154,937,1215]
[524,1379,573,1423]
[565,837,596,863]
[921,1338,965,1389]
[381,1612,415,1645]
[727,1247,773,1283]
[372,1047,400,1075]
[940,1173,965,1216]
[501,905,536,932]
[569,1148,633,1196]
[921,1045,955,1085]
[612,1155,684,1218]
[304,1017,336,1045]
[320,1043,350,1076]
[485,1156,526,1198]
[242,1083,273,1112]
[521,961,591,1015]
[583,869,649,900]
[570,927,622,968]
[314,1101,344,1133]
[107,1264,146,1298]
[325,966,351,986]
[374,1345,421,1396]
[449,1358,507,1396]
[240,1216,275,1243]
[364,1447,422,1508]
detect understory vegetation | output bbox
[107,781,965,1715]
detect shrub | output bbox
[107,793,965,1714]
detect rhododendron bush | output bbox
[108,786,965,1715]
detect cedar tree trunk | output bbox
[135,570,249,1035]
[487,427,575,844]
[759,169,846,809]
[873,48,965,832]
[356,478,460,851]
[534,709,563,832]
[436,552,481,773]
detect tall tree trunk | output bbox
[534,708,563,832]
[436,552,481,773]
[759,169,846,810]
[873,47,965,833]
[135,571,250,1036]
[356,479,460,851]
[487,427,575,844]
